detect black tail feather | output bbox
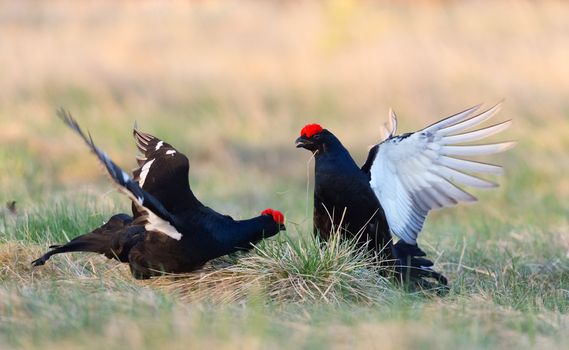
[392,240,427,258]
[392,241,448,288]
[396,257,449,288]
[31,214,142,267]
[32,237,112,267]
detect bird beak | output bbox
[295,136,311,148]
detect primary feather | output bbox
[368,102,515,244]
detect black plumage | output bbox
[32,110,285,279]
[296,104,515,289]
[296,126,447,285]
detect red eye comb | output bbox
[300,124,323,138]
[261,208,285,225]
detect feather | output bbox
[437,103,502,136]
[58,109,182,241]
[368,102,513,244]
[438,156,503,175]
[442,120,512,144]
[423,104,481,133]
[441,141,516,156]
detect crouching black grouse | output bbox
[296,103,514,287]
[32,110,285,279]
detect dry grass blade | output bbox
[149,232,394,304]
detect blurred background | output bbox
[1,0,567,233]
[1,3,568,348]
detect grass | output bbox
[1,0,569,349]
[158,231,394,304]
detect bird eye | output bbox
[313,134,321,140]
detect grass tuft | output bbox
[152,231,396,304]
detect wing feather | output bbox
[57,109,183,241]
[434,166,499,188]
[131,125,199,212]
[438,156,503,175]
[422,104,482,133]
[442,120,512,144]
[437,103,502,135]
[440,142,516,157]
[368,102,514,244]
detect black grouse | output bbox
[32,110,285,279]
[296,103,514,285]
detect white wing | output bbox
[368,103,515,244]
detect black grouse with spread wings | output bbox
[32,111,285,279]
[296,103,514,287]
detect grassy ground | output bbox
[1,1,568,349]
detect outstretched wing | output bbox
[132,126,199,212]
[58,110,183,241]
[367,103,515,244]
